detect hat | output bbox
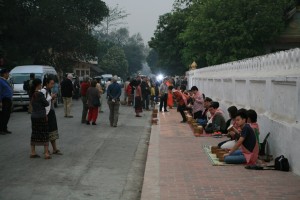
[0,68,10,74]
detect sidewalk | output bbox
[141,109,300,200]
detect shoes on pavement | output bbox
[30,154,41,159]
[136,115,142,117]
[0,131,6,135]
[164,110,169,112]
[4,130,12,134]
[67,116,74,118]
[53,150,63,155]
[86,121,90,125]
[113,125,117,127]
[92,122,97,125]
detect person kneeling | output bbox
[223,110,259,165]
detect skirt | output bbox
[48,109,59,141]
[31,117,49,146]
[135,96,143,113]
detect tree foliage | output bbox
[148,9,189,75]
[100,46,128,76]
[149,0,296,73]
[95,28,145,75]
[0,0,109,70]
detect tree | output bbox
[0,0,109,70]
[146,49,159,73]
[181,0,295,66]
[123,33,146,74]
[148,9,190,75]
[99,5,129,35]
[100,46,128,76]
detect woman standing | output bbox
[86,80,100,125]
[30,79,51,159]
[42,77,62,155]
[135,80,143,117]
[191,86,204,119]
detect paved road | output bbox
[0,99,151,200]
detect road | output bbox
[0,99,151,200]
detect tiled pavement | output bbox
[141,109,300,200]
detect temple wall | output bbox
[187,48,300,175]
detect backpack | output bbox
[274,155,290,172]
[23,80,30,91]
[259,132,270,156]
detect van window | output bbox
[10,73,42,84]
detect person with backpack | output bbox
[24,73,35,113]
[223,109,259,165]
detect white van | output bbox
[9,65,58,108]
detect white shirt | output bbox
[41,88,52,115]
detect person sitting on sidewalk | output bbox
[247,109,260,150]
[223,110,259,165]
[205,102,226,133]
[197,97,212,126]
[218,106,239,149]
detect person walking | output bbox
[61,74,74,118]
[96,78,104,113]
[86,80,100,125]
[159,79,169,112]
[41,77,62,155]
[30,78,51,159]
[141,77,150,111]
[107,76,122,127]
[0,69,13,135]
[80,76,90,123]
[135,80,143,117]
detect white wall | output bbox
[187,48,300,175]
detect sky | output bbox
[103,0,174,43]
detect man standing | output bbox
[0,69,13,135]
[61,74,74,118]
[80,76,90,123]
[141,77,150,111]
[107,76,122,127]
[159,79,169,112]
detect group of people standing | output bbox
[80,75,121,127]
[30,76,62,159]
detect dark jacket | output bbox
[141,81,150,96]
[61,79,73,97]
[87,87,100,108]
[205,113,226,133]
[31,92,49,118]
[107,82,122,101]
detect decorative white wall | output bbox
[187,48,300,175]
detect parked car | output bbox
[9,65,59,109]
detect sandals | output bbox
[30,154,41,158]
[44,154,52,160]
[53,150,63,155]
